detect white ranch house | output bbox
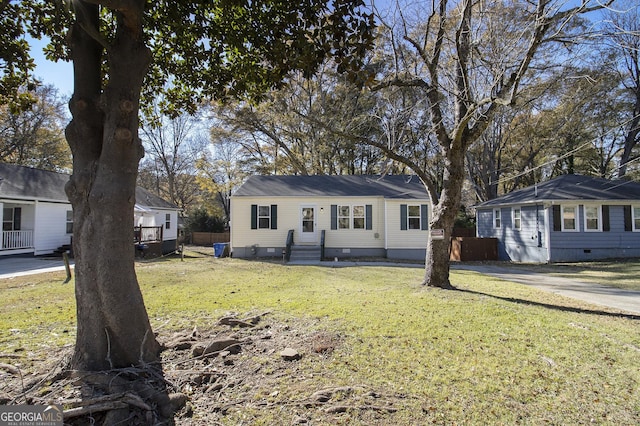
[230,175,431,261]
[0,163,179,257]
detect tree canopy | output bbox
[6,0,374,385]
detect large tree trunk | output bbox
[422,143,465,289]
[65,3,160,371]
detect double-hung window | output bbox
[258,206,271,229]
[584,205,602,232]
[331,204,372,230]
[352,205,365,229]
[493,208,501,228]
[400,204,428,231]
[338,205,350,229]
[634,206,640,231]
[513,208,521,230]
[66,210,73,234]
[165,213,171,230]
[407,205,422,230]
[561,205,578,231]
[337,205,366,229]
[251,204,277,230]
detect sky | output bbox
[28,0,613,101]
[28,36,74,98]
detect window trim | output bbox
[561,204,579,232]
[337,204,366,230]
[512,207,521,230]
[400,204,428,231]
[632,205,640,232]
[66,210,74,234]
[583,204,602,232]
[352,205,365,229]
[251,204,277,230]
[257,205,271,229]
[493,208,501,229]
[337,205,351,229]
[407,204,422,230]
[2,207,21,231]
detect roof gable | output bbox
[0,163,177,209]
[477,174,640,207]
[233,175,429,199]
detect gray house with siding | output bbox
[475,174,640,263]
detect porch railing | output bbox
[134,226,163,243]
[1,230,34,250]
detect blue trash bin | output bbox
[213,243,228,257]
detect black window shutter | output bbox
[365,204,372,230]
[14,207,21,230]
[552,205,561,231]
[400,204,407,230]
[420,204,428,230]
[602,205,610,232]
[250,204,257,229]
[270,205,278,229]
[331,205,337,230]
[624,205,632,231]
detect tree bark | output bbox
[422,141,465,289]
[65,2,160,371]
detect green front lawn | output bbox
[1,250,638,424]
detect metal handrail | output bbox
[285,229,294,261]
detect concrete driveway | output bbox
[0,255,74,280]
[453,263,640,315]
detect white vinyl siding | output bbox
[385,199,430,249]
[232,197,385,250]
[33,202,71,255]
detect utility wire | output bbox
[490,113,640,186]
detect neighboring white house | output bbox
[230,175,431,261]
[0,163,179,256]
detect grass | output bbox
[1,249,639,424]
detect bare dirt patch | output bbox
[1,312,404,425]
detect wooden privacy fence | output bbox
[191,232,230,245]
[450,237,498,261]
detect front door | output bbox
[299,205,317,244]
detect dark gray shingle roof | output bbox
[234,175,429,199]
[0,162,69,202]
[477,174,640,207]
[0,163,177,209]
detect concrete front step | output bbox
[289,245,321,262]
